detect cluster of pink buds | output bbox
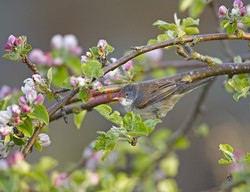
[29,34,83,67]
[218,0,247,17]
[29,49,63,66]
[70,76,86,88]
[4,35,20,51]
[51,34,83,56]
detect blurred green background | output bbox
[0,0,250,191]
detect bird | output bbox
[119,76,214,119]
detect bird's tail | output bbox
[177,77,214,94]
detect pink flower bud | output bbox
[51,34,63,49]
[233,0,243,8]
[38,133,51,147]
[0,126,13,137]
[122,60,133,71]
[71,46,83,56]
[81,55,89,64]
[29,49,47,65]
[7,151,24,166]
[34,94,44,105]
[32,74,43,84]
[92,81,103,90]
[145,49,163,62]
[19,96,27,105]
[53,57,63,66]
[240,6,247,16]
[4,44,12,51]
[55,173,68,187]
[14,117,21,124]
[218,5,228,16]
[70,76,77,87]
[21,104,31,113]
[97,39,107,49]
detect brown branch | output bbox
[50,62,250,122]
[104,33,250,74]
[21,55,40,74]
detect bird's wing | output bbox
[133,81,181,109]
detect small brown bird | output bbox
[120,77,213,119]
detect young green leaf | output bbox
[29,105,49,125]
[81,60,104,78]
[47,68,53,86]
[74,110,87,129]
[17,117,33,137]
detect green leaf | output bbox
[174,136,190,149]
[74,110,87,129]
[94,104,123,126]
[21,44,32,55]
[188,0,205,18]
[144,119,161,134]
[179,0,193,12]
[53,66,68,87]
[225,22,237,35]
[218,158,232,165]
[34,139,43,151]
[38,156,58,171]
[29,105,49,125]
[106,44,115,54]
[241,16,250,26]
[184,27,199,35]
[2,53,11,60]
[220,19,230,29]
[78,89,88,102]
[81,60,104,78]
[194,123,209,137]
[160,155,179,177]
[12,135,26,145]
[47,68,53,86]
[17,117,33,137]
[182,17,199,27]
[219,144,234,153]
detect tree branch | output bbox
[21,55,40,74]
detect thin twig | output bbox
[21,55,40,74]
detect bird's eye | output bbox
[125,92,129,97]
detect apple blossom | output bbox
[38,133,51,147]
[0,85,12,99]
[81,55,89,64]
[218,5,228,17]
[51,34,63,49]
[4,35,20,51]
[233,0,243,8]
[0,126,13,137]
[122,60,133,71]
[7,104,21,116]
[97,39,107,49]
[0,111,12,126]
[21,104,31,113]
[19,96,27,105]
[63,34,78,50]
[75,76,86,87]
[145,49,163,62]
[92,81,103,90]
[34,94,44,105]
[29,49,47,65]
[32,74,44,84]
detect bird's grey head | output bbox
[120,84,137,107]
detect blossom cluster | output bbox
[218,0,247,18]
[4,35,20,51]
[0,74,45,137]
[29,34,83,67]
